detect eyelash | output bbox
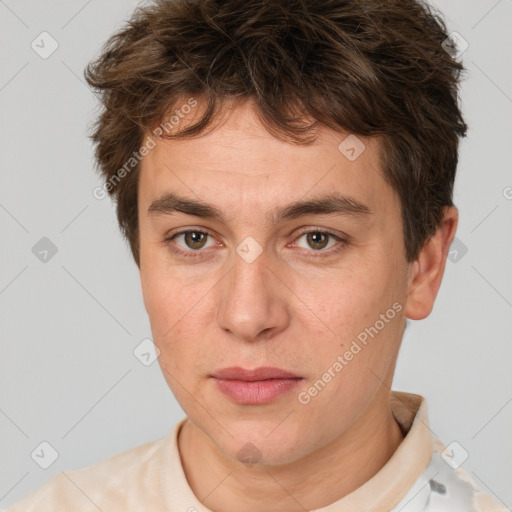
[163,228,349,260]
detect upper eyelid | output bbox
[166,228,219,244]
[290,227,346,241]
[167,226,344,239]
[167,227,347,248]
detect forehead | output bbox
[138,100,398,225]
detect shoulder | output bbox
[397,439,509,512]
[5,435,169,512]
[452,468,510,512]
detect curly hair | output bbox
[85,0,467,266]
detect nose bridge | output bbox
[216,243,287,341]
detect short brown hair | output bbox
[85,0,467,266]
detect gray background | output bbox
[1,0,511,508]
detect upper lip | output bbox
[211,366,301,381]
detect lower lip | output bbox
[213,378,302,405]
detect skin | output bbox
[137,97,458,512]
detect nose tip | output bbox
[215,244,290,342]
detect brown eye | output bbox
[305,232,330,250]
[165,229,217,258]
[293,229,348,258]
[183,231,208,249]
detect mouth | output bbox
[210,366,303,405]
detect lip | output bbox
[211,366,303,405]
[211,366,301,381]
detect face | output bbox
[138,98,411,466]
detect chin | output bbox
[210,416,309,467]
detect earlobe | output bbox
[405,206,459,320]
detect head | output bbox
[85,0,466,465]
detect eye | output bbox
[175,230,211,250]
[164,229,218,258]
[163,227,348,260]
[293,229,348,256]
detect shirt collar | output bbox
[159,391,434,512]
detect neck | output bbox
[178,390,404,512]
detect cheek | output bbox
[296,253,405,376]
[141,248,204,332]
[140,269,199,362]
[143,277,207,408]
[303,257,389,334]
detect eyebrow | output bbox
[147,191,372,225]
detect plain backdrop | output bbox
[1,0,511,509]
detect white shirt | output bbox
[5,391,506,511]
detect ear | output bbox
[405,206,458,320]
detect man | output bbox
[6,0,507,510]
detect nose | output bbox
[216,244,290,343]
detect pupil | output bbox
[308,232,327,250]
[187,231,205,248]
